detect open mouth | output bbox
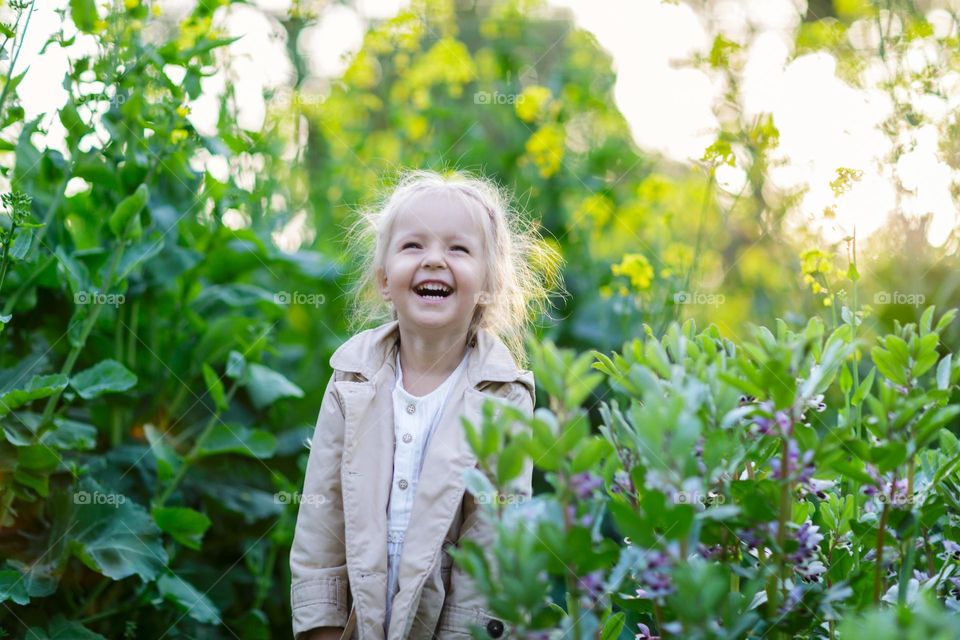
[413,282,454,300]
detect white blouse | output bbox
[384,346,471,633]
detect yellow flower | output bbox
[823,296,832,307]
[576,194,613,228]
[523,123,564,178]
[404,115,428,141]
[171,128,189,143]
[611,253,655,291]
[515,85,552,123]
[125,0,140,9]
[176,105,191,118]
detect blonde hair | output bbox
[345,169,565,368]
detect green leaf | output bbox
[871,347,907,386]
[851,367,875,406]
[496,441,526,485]
[244,363,304,409]
[54,246,92,296]
[600,611,625,640]
[25,615,106,640]
[113,232,164,281]
[193,424,277,460]
[839,364,852,396]
[108,184,149,237]
[937,354,952,391]
[70,0,99,33]
[70,359,137,399]
[0,374,69,417]
[145,424,182,483]
[152,507,212,550]
[202,363,227,411]
[156,573,222,624]
[847,262,860,282]
[66,478,168,581]
[919,306,935,336]
[570,437,612,473]
[0,569,30,605]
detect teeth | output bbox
[415,283,452,297]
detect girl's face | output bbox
[378,191,487,336]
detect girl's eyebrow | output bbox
[395,231,478,244]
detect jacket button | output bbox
[402,432,413,443]
[398,479,409,490]
[486,619,504,638]
[406,402,416,414]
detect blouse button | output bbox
[406,403,416,414]
[398,479,409,490]
[402,432,413,443]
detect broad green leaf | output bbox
[25,615,106,640]
[70,0,98,33]
[66,479,168,581]
[71,359,137,399]
[245,363,304,409]
[0,374,69,417]
[193,423,277,460]
[0,569,30,605]
[152,507,211,550]
[156,573,221,624]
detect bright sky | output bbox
[8,0,960,247]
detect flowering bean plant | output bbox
[456,305,960,639]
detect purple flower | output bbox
[775,411,793,436]
[789,522,826,583]
[635,623,660,640]
[565,504,595,529]
[569,471,604,500]
[577,570,605,609]
[770,440,815,481]
[611,469,634,495]
[634,551,673,601]
[943,540,960,561]
[801,478,836,500]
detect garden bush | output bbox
[457,305,960,639]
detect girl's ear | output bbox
[377,266,391,301]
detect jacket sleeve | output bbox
[290,372,351,639]
[437,378,535,638]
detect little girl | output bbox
[289,170,562,640]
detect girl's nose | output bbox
[421,245,446,267]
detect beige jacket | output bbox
[290,320,535,640]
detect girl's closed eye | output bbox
[451,245,470,253]
[401,241,421,250]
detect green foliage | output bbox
[459,305,960,638]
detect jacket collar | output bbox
[329,319,523,387]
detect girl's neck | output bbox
[397,328,470,393]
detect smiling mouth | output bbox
[413,283,454,300]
